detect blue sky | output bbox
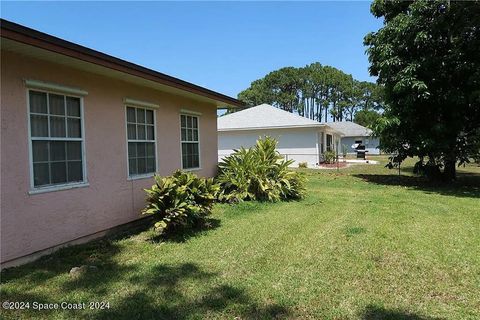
[1,1,382,99]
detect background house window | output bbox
[326,134,333,151]
[319,132,324,154]
[180,114,200,169]
[29,90,84,187]
[126,106,156,176]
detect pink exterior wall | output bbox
[0,50,219,264]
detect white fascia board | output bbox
[218,124,326,132]
[124,98,160,109]
[25,79,88,96]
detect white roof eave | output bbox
[218,123,327,132]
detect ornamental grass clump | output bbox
[298,162,308,168]
[323,150,337,164]
[217,136,306,202]
[142,170,219,235]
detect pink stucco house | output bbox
[0,19,243,268]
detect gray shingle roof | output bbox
[322,121,372,137]
[218,104,326,131]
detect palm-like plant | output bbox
[142,170,219,234]
[217,136,306,202]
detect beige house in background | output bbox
[0,19,243,268]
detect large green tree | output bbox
[365,0,480,180]
[237,78,273,107]
[237,63,381,123]
[354,109,381,129]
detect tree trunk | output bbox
[312,99,315,120]
[443,159,456,181]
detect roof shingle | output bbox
[218,104,325,130]
[322,121,372,137]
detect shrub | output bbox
[142,170,219,235]
[413,157,443,180]
[217,136,306,202]
[298,162,308,168]
[323,150,337,164]
[474,153,480,165]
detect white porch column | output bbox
[323,131,327,152]
[337,135,341,154]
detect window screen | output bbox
[126,106,156,176]
[29,90,84,187]
[180,114,200,169]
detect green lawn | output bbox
[1,158,479,319]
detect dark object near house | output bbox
[353,143,368,159]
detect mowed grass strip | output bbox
[1,157,479,319]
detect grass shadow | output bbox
[361,304,444,320]
[101,216,157,242]
[3,259,290,320]
[148,217,221,243]
[1,239,129,319]
[353,173,480,198]
[59,244,137,295]
[1,239,123,282]
[93,262,291,320]
[1,217,158,301]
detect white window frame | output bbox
[125,105,158,180]
[326,134,333,152]
[180,113,201,171]
[26,88,88,194]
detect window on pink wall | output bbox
[29,90,85,187]
[180,114,200,169]
[126,106,156,176]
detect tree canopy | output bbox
[354,109,382,129]
[237,63,383,123]
[365,0,480,180]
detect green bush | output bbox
[298,162,308,168]
[217,136,306,202]
[474,154,480,165]
[142,170,219,235]
[323,150,336,164]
